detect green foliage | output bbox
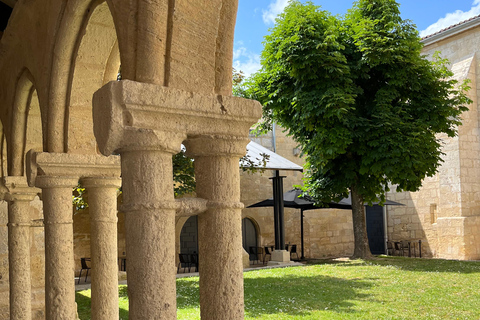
[73,184,87,210]
[173,149,196,197]
[250,0,471,205]
[240,152,271,174]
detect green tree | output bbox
[250,0,471,258]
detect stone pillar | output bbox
[4,177,40,320]
[26,151,122,319]
[185,137,247,320]
[36,176,78,320]
[92,80,261,319]
[82,177,121,320]
[120,146,180,319]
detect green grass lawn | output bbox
[76,257,480,319]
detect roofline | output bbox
[422,16,480,46]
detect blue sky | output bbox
[234,0,480,76]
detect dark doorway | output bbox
[242,218,257,261]
[366,205,385,255]
[180,216,198,254]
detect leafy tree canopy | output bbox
[251,0,470,204]
[248,0,471,258]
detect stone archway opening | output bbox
[242,217,259,262]
[9,70,43,176]
[66,0,119,155]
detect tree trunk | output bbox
[350,186,373,259]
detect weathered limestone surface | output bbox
[0,0,259,318]
[4,177,40,320]
[82,177,121,320]
[36,176,78,320]
[26,152,120,319]
[186,137,247,319]
[387,26,480,260]
[93,79,261,319]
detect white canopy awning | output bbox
[241,141,303,172]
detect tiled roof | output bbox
[422,14,480,40]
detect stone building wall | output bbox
[240,124,354,259]
[387,25,480,260]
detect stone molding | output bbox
[184,135,251,158]
[92,80,262,155]
[175,198,208,217]
[119,197,236,217]
[3,176,40,202]
[26,150,120,187]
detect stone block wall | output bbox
[387,25,480,260]
[241,125,354,259]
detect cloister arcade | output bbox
[0,0,260,318]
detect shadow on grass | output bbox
[176,272,374,318]
[309,256,480,274]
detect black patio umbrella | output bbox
[247,189,352,210]
[247,189,404,259]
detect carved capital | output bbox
[184,136,250,158]
[26,150,120,188]
[92,80,261,155]
[81,177,122,189]
[3,176,40,202]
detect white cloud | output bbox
[420,0,480,37]
[233,45,261,77]
[262,0,289,25]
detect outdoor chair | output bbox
[178,254,193,273]
[394,241,410,257]
[387,240,396,256]
[263,246,272,265]
[400,240,411,257]
[190,253,199,272]
[290,244,299,260]
[249,246,263,264]
[77,258,91,284]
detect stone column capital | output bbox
[92,80,261,156]
[34,176,79,190]
[26,150,120,188]
[3,176,40,202]
[184,136,250,158]
[81,177,122,189]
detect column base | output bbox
[268,250,291,266]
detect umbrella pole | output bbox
[300,208,305,260]
[270,170,285,250]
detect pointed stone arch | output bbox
[66,1,119,154]
[47,0,120,153]
[9,69,43,176]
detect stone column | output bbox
[36,176,78,320]
[26,151,122,319]
[120,146,181,319]
[4,177,40,320]
[82,177,121,320]
[185,136,248,320]
[92,80,261,319]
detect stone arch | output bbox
[66,1,119,154]
[0,129,7,178]
[175,215,197,267]
[9,69,43,176]
[47,0,120,153]
[241,216,261,256]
